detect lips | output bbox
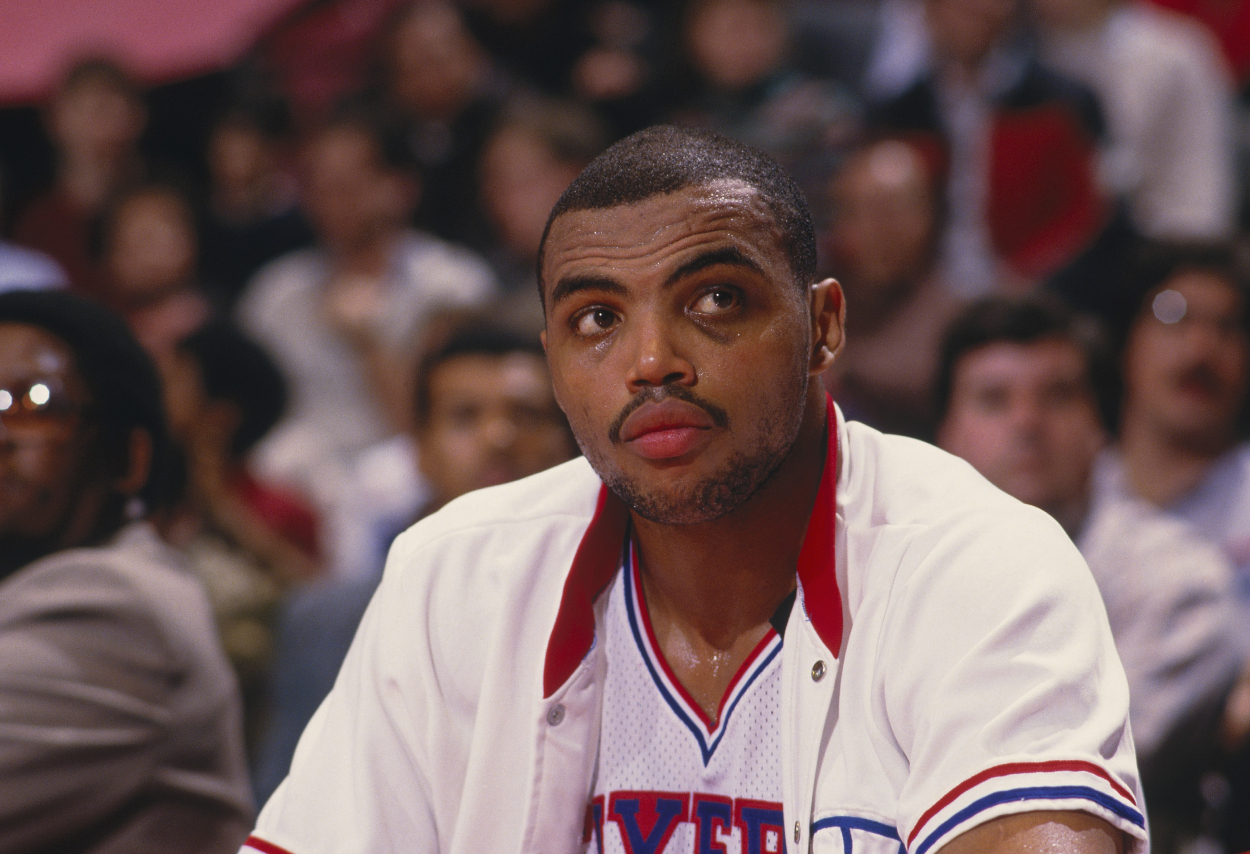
[617,399,717,460]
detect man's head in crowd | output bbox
[926,0,1019,71]
[824,138,941,328]
[301,111,419,255]
[47,58,146,168]
[386,0,490,122]
[413,323,576,508]
[1119,244,1250,455]
[684,0,790,92]
[936,294,1116,532]
[0,289,169,578]
[536,125,842,525]
[479,97,607,263]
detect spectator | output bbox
[669,0,860,199]
[1031,0,1236,242]
[13,59,146,299]
[0,289,252,853]
[1096,244,1250,592]
[251,321,577,804]
[199,100,315,313]
[158,319,322,752]
[377,0,510,254]
[236,109,496,516]
[96,179,212,363]
[868,0,1107,296]
[820,137,963,437]
[935,293,1246,850]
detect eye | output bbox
[572,307,619,336]
[692,287,740,315]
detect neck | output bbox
[1118,412,1231,505]
[333,229,398,278]
[631,389,828,648]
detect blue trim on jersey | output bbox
[913,785,1147,854]
[811,817,902,854]
[622,557,782,765]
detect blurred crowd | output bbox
[2,0,1250,850]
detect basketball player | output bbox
[242,127,1146,854]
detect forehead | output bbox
[0,323,77,382]
[541,181,789,297]
[1156,269,1243,312]
[957,338,1087,387]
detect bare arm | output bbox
[941,811,1125,854]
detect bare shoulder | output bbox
[939,811,1126,854]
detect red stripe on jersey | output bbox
[907,759,1139,846]
[796,397,842,657]
[243,836,296,854]
[630,555,779,732]
[544,485,630,697]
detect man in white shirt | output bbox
[244,126,1146,854]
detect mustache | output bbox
[1175,363,1226,395]
[608,385,729,443]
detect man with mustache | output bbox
[1094,244,1250,597]
[242,126,1145,854]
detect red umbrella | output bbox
[0,0,309,105]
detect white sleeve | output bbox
[245,531,441,854]
[880,508,1148,854]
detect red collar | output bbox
[542,396,843,697]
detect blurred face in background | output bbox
[685,0,788,90]
[826,141,937,321]
[479,125,582,261]
[49,72,146,163]
[939,336,1105,517]
[388,1,488,121]
[416,351,575,505]
[105,188,197,303]
[1122,271,1250,449]
[302,126,414,254]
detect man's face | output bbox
[0,323,102,551]
[1123,271,1249,446]
[938,337,1105,513]
[302,128,407,252]
[417,351,575,505]
[541,181,820,525]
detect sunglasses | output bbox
[0,378,86,440]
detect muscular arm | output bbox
[942,811,1125,854]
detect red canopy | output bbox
[0,0,308,105]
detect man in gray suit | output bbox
[0,290,253,853]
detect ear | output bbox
[540,329,548,353]
[115,427,152,497]
[808,278,846,376]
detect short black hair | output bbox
[0,289,170,509]
[413,322,545,429]
[935,293,1120,432]
[536,125,816,298]
[176,320,287,458]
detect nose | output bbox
[481,413,518,451]
[623,314,695,392]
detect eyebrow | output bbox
[666,246,763,286]
[548,275,628,308]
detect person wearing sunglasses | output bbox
[0,289,253,853]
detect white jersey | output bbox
[244,403,1147,854]
[588,545,784,854]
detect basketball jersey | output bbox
[585,544,787,854]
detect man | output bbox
[236,109,496,517]
[0,289,253,853]
[935,294,1245,845]
[251,322,577,803]
[244,126,1145,854]
[1095,245,1250,595]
